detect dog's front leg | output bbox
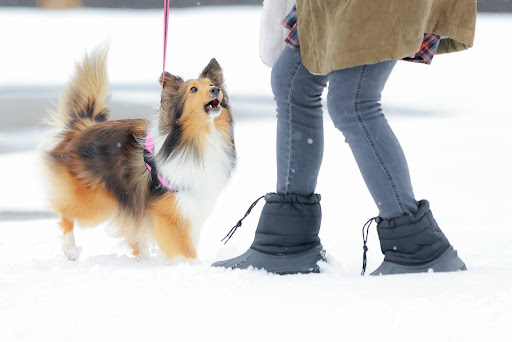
[59,217,82,261]
[150,197,197,263]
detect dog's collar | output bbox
[144,131,178,193]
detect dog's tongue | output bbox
[212,99,219,108]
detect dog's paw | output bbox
[64,246,83,261]
[131,243,150,263]
[164,255,200,266]
[135,253,147,263]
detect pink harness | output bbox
[144,131,175,191]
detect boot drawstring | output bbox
[221,195,265,244]
[361,216,381,276]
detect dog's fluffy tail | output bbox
[50,45,110,134]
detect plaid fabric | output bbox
[282,6,441,65]
[283,6,299,49]
[401,33,440,64]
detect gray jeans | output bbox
[272,46,418,219]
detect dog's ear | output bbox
[200,58,224,87]
[159,71,184,92]
[159,72,184,131]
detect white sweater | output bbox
[259,0,296,68]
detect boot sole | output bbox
[370,245,466,276]
[212,244,326,275]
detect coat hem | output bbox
[301,38,422,75]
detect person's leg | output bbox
[212,47,328,274]
[326,60,418,219]
[274,47,328,196]
[326,61,465,275]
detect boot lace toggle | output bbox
[361,216,381,276]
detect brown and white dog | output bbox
[43,47,236,262]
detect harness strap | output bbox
[144,131,177,193]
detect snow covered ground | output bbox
[1,7,511,342]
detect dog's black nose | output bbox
[209,86,220,96]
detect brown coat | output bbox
[296,0,477,75]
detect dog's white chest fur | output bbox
[153,126,232,248]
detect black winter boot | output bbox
[370,200,466,275]
[212,193,326,274]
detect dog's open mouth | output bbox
[205,99,219,110]
[204,99,222,117]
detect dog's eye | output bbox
[190,87,197,93]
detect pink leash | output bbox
[143,0,174,192]
[161,0,170,97]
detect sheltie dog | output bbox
[43,47,236,262]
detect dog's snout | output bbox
[209,86,220,97]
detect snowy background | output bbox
[1,6,511,342]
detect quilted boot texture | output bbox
[371,200,466,275]
[212,193,326,274]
